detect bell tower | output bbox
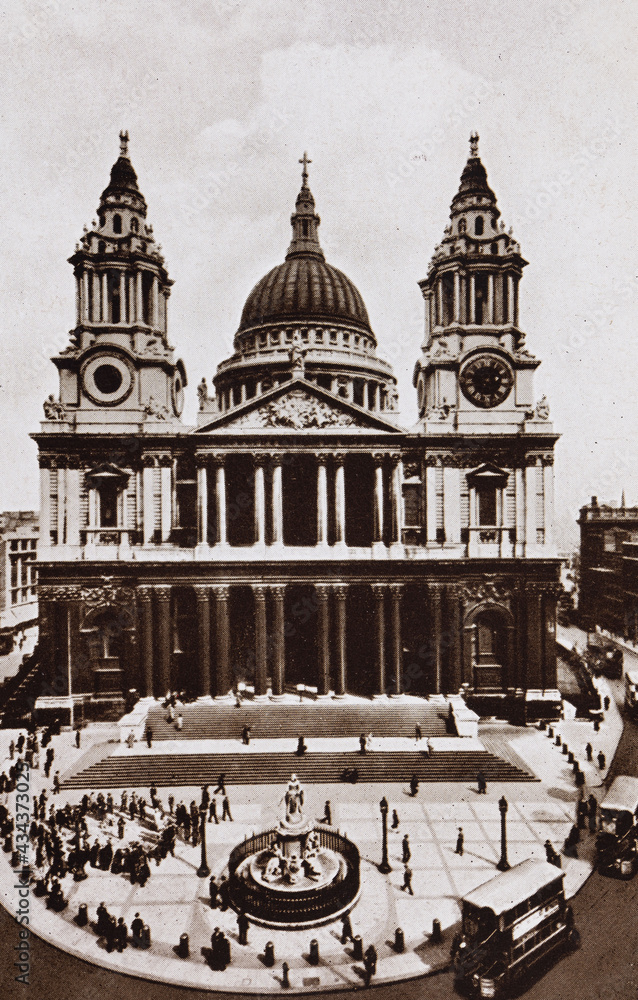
[50,132,186,430]
[413,134,548,435]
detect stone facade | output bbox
[32,136,561,715]
[0,511,39,653]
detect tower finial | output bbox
[299,151,311,187]
[469,132,479,158]
[119,130,129,157]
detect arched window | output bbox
[98,240,106,254]
[475,216,484,236]
[113,214,122,234]
[458,218,467,234]
[302,219,309,237]
[491,242,498,254]
[130,218,139,233]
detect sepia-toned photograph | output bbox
[0,2,636,998]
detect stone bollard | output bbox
[178,932,189,958]
[394,927,405,953]
[75,903,88,927]
[598,752,606,771]
[562,743,569,755]
[264,941,275,967]
[548,726,554,738]
[4,834,13,853]
[432,918,442,944]
[594,718,601,732]
[281,961,291,989]
[308,938,320,965]
[10,849,21,868]
[555,734,561,746]
[352,934,363,961]
[142,924,151,949]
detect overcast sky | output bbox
[0,0,636,549]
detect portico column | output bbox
[254,458,266,546]
[214,458,228,546]
[271,585,286,697]
[196,463,208,547]
[82,270,90,323]
[213,585,231,698]
[389,584,403,696]
[152,275,159,327]
[372,584,387,697]
[271,457,283,546]
[390,455,403,545]
[65,464,80,547]
[101,272,108,322]
[253,585,268,698]
[425,462,438,544]
[93,272,101,322]
[39,461,51,547]
[75,274,81,325]
[317,456,329,546]
[447,585,463,695]
[469,273,476,323]
[373,454,385,546]
[525,584,544,688]
[138,586,155,698]
[507,274,515,324]
[136,270,143,323]
[487,273,494,324]
[142,459,155,545]
[316,585,331,697]
[430,583,443,695]
[155,586,172,699]
[334,455,346,546]
[194,585,211,698]
[333,585,348,696]
[159,460,172,542]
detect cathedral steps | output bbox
[61,748,537,789]
[144,701,450,742]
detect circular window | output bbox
[93,364,123,395]
[172,370,185,416]
[81,353,133,406]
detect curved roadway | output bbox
[4,690,638,999]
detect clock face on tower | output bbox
[459,354,514,409]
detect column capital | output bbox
[332,584,348,601]
[371,583,387,600]
[315,584,331,600]
[333,452,347,466]
[389,583,403,598]
[372,451,387,466]
[253,454,268,468]
[211,584,231,601]
[193,584,212,602]
[137,585,154,604]
[252,584,267,601]
[315,452,331,465]
[271,584,287,600]
[155,585,172,602]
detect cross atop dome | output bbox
[299,151,312,188]
[119,130,129,157]
[469,132,479,158]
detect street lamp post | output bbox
[197,806,210,878]
[497,795,510,872]
[378,796,392,874]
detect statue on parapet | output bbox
[43,395,65,421]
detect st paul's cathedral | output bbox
[32,133,561,722]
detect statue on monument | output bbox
[284,773,304,825]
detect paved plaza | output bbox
[0,679,622,993]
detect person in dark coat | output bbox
[146,727,152,748]
[296,735,307,756]
[477,770,487,794]
[100,840,113,871]
[209,875,219,908]
[105,914,117,953]
[237,909,249,945]
[218,875,229,912]
[131,912,144,947]
[75,728,81,749]
[52,771,60,794]
[402,834,411,863]
[585,742,593,762]
[409,774,419,797]
[116,916,128,952]
[322,800,332,825]
[401,864,414,895]
[221,796,233,821]
[588,794,598,833]
[208,797,218,824]
[96,901,110,937]
[455,827,464,856]
[242,726,251,745]
[214,774,226,795]
[391,809,400,830]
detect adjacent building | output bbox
[578,496,638,638]
[0,511,38,655]
[32,133,561,721]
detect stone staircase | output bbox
[61,748,537,789]
[145,700,450,742]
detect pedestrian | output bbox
[242,726,251,745]
[296,735,307,756]
[214,774,226,795]
[209,797,218,824]
[209,875,219,908]
[53,771,60,794]
[544,839,561,867]
[585,742,593,762]
[401,864,414,895]
[340,912,354,944]
[237,909,249,946]
[131,912,144,948]
[75,728,81,749]
[455,827,464,856]
[168,794,174,815]
[222,795,233,822]
[409,774,419,797]
[117,816,125,839]
[176,713,183,731]
[146,727,152,749]
[322,800,332,825]
[477,770,487,794]
[391,809,400,830]
[9,740,15,760]
[364,943,377,985]
[597,751,606,770]
[218,875,229,912]
[359,733,367,754]
[116,916,128,952]
[402,834,411,864]
[588,794,598,833]
[604,695,610,711]
[577,795,587,829]
[415,724,422,741]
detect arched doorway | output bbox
[467,606,511,691]
[81,606,132,697]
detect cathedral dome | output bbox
[238,256,371,333]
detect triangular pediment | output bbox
[193,379,402,433]
[466,462,509,483]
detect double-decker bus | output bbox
[596,775,638,878]
[453,857,578,998]
[624,667,638,718]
